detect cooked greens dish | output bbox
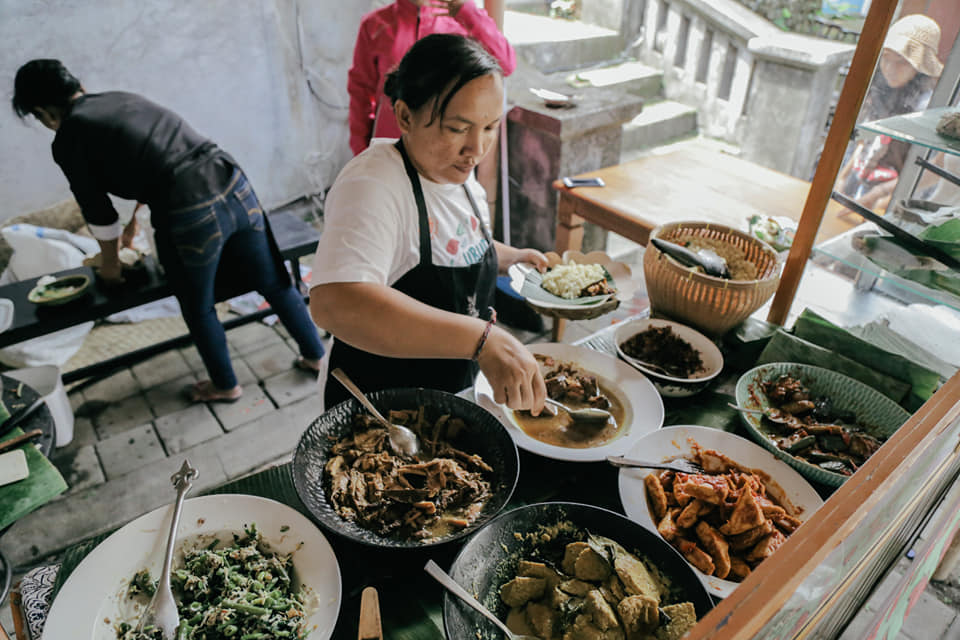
[116,524,309,640]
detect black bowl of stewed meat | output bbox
[292,387,520,548]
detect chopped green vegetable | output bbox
[116,524,309,639]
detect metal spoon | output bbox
[544,397,612,424]
[424,560,539,640]
[727,403,794,425]
[331,368,421,458]
[135,460,198,640]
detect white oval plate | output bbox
[474,343,664,462]
[617,425,823,598]
[44,494,342,640]
[507,250,637,311]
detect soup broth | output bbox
[513,381,626,448]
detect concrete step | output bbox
[621,99,698,153]
[566,60,663,100]
[505,11,623,73]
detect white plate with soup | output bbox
[474,343,664,462]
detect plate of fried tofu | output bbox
[617,425,823,598]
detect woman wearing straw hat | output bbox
[838,14,944,213]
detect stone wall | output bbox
[734,0,822,33]
[0,0,374,222]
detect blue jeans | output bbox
[155,169,324,389]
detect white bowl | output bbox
[617,425,824,598]
[614,318,724,397]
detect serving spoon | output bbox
[135,460,198,640]
[727,403,794,425]
[424,560,538,640]
[543,397,612,424]
[331,368,421,458]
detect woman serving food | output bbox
[310,34,547,413]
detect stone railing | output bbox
[624,0,855,179]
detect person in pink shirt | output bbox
[348,0,516,156]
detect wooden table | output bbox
[0,211,320,383]
[550,146,858,338]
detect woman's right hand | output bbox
[476,326,546,414]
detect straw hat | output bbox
[884,14,944,77]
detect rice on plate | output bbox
[541,263,609,299]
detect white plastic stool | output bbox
[5,365,73,447]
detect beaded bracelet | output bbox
[472,307,498,361]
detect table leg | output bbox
[552,194,585,342]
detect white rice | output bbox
[541,263,607,299]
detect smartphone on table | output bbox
[562,176,605,188]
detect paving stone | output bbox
[209,384,275,431]
[180,346,205,372]
[68,389,85,412]
[131,349,192,388]
[51,443,105,499]
[263,368,321,407]
[145,373,199,418]
[93,394,155,439]
[81,369,142,403]
[154,404,223,454]
[242,341,297,380]
[901,588,957,640]
[0,447,227,566]
[96,423,166,480]
[214,394,323,478]
[52,415,97,453]
[233,359,258,386]
[227,322,283,356]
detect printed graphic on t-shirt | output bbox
[429,213,489,267]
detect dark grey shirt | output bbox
[52,91,234,236]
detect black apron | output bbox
[324,140,498,408]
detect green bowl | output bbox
[734,362,911,487]
[27,274,92,306]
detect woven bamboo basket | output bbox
[643,222,781,337]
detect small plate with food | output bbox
[43,494,342,640]
[617,425,824,598]
[508,251,637,320]
[614,318,724,397]
[27,273,92,306]
[474,343,664,462]
[733,363,911,487]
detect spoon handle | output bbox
[424,560,515,638]
[728,403,763,414]
[331,369,390,425]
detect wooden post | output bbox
[766,0,898,326]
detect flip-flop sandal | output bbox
[182,381,243,404]
[293,358,322,375]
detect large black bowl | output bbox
[292,387,520,549]
[444,502,714,638]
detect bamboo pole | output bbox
[766,0,898,326]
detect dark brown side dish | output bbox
[325,408,493,540]
[620,326,705,378]
[755,375,885,475]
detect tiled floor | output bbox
[1,238,959,638]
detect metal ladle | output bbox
[331,368,421,458]
[135,460,197,639]
[424,560,539,640]
[543,397,612,424]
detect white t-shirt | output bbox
[311,140,492,288]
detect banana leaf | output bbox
[793,309,941,411]
[756,330,910,404]
[0,426,67,531]
[919,218,960,259]
[851,322,958,381]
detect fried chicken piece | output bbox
[674,538,715,576]
[676,499,712,529]
[678,474,729,505]
[773,514,803,535]
[719,487,766,536]
[657,509,680,542]
[695,521,731,579]
[728,556,752,581]
[645,474,669,520]
[728,521,774,552]
[746,529,787,563]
